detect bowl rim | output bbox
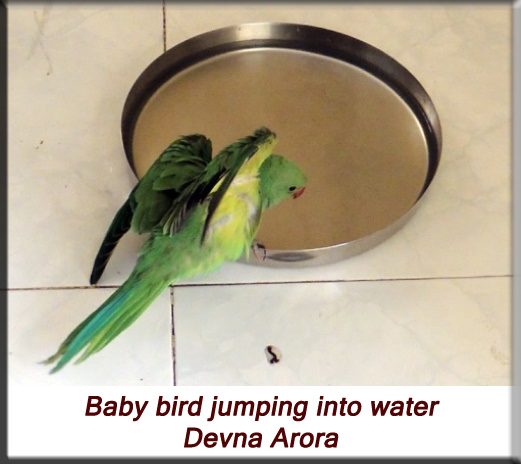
[120,22,442,266]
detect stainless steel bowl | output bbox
[121,22,442,267]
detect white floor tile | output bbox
[173,277,511,386]
[8,4,163,288]
[8,287,174,386]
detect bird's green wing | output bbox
[131,134,212,232]
[160,127,276,243]
[88,197,136,285]
[89,134,212,284]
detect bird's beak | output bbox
[293,187,306,199]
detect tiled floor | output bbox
[8,288,173,386]
[8,4,511,386]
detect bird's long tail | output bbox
[89,199,133,285]
[42,267,170,373]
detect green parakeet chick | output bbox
[89,132,306,284]
[43,127,307,373]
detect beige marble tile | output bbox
[8,287,174,386]
[173,277,511,386]
[8,4,163,289]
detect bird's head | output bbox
[259,154,307,208]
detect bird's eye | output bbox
[289,186,296,191]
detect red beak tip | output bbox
[293,187,306,199]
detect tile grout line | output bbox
[162,0,167,53]
[4,273,513,292]
[174,274,514,287]
[6,285,120,291]
[171,286,177,386]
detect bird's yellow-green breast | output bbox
[206,131,278,260]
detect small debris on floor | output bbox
[265,345,282,364]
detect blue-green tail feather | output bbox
[42,271,169,373]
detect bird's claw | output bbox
[251,240,267,261]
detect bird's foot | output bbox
[251,239,267,261]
